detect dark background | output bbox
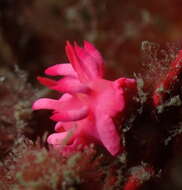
[1,0,182,80]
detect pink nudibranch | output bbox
[33,41,136,156]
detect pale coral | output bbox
[33,41,136,156]
[153,50,182,106]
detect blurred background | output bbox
[0,0,182,81]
